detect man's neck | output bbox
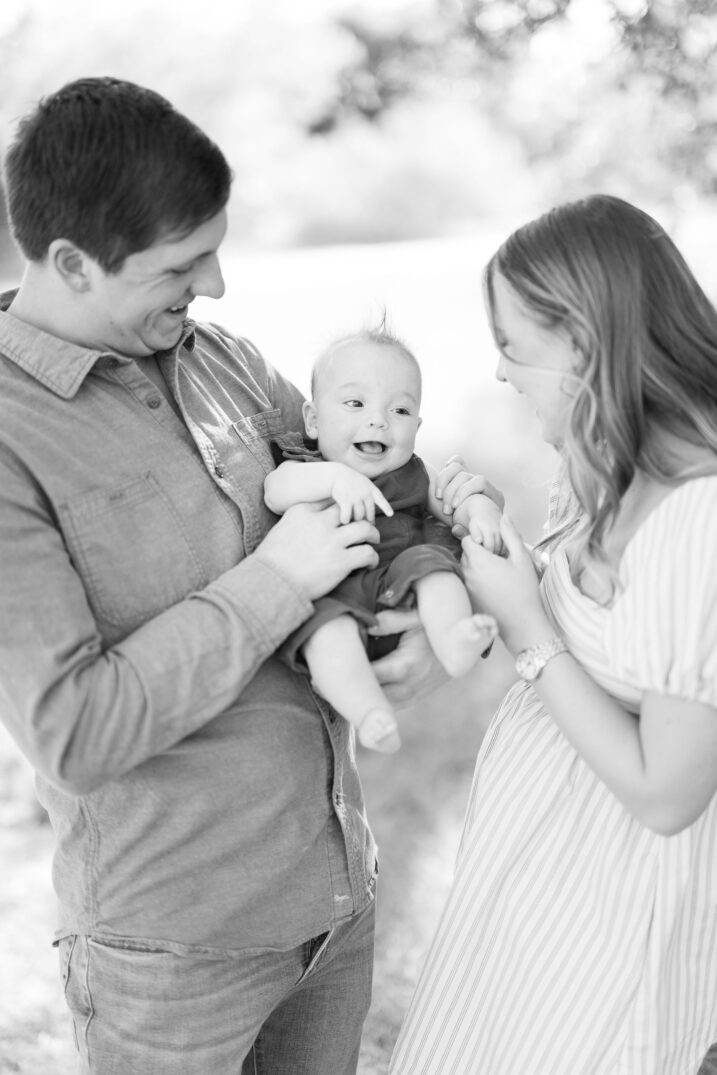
[7,264,92,348]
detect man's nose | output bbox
[190,254,225,300]
[495,352,508,383]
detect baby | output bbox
[265,327,501,753]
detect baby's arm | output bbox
[265,460,393,524]
[453,494,504,553]
[424,462,504,552]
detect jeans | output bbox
[58,901,375,1075]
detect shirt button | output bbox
[147,397,162,409]
[214,463,226,479]
[383,589,394,600]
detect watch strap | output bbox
[516,637,568,682]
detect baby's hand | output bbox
[454,493,504,554]
[330,465,394,524]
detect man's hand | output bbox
[329,465,394,524]
[369,610,449,706]
[256,502,379,600]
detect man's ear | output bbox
[48,240,93,293]
[302,399,318,439]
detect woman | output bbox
[390,195,717,1074]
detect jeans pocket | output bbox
[58,935,94,1053]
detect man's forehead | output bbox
[135,209,228,266]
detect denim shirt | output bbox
[0,294,377,953]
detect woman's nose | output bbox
[495,353,508,383]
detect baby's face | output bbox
[304,340,422,479]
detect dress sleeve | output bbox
[611,477,717,707]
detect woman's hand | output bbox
[434,456,505,515]
[461,515,552,654]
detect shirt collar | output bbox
[0,287,197,399]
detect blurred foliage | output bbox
[319,0,717,202]
[0,0,715,261]
[457,0,717,195]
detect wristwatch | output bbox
[515,637,568,683]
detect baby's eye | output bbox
[394,407,412,416]
[344,399,363,408]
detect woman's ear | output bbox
[302,399,319,439]
[48,240,92,293]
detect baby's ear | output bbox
[302,399,318,438]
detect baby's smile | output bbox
[354,440,387,455]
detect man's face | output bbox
[83,209,227,358]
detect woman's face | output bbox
[490,270,582,449]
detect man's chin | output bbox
[142,328,184,356]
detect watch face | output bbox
[516,653,539,681]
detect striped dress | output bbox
[390,476,717,1075]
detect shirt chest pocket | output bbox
[231,409,285,475]
[59,472,206,638]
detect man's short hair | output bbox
[3,77,233,272]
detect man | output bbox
[0,77,434,1074]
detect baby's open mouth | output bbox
[354,441,387,455]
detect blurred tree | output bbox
[457,0,717,194]
[314,0,717,201]
[0,0,714,257]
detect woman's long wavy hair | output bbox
[484,194,717,593]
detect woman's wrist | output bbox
[502,613,557,657]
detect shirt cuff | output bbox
[210,553,314,656]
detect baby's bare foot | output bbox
[357,706,401,754]
[440,614,499,677]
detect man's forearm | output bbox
[1,553,313,795]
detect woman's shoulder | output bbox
[634,474,717,552]
[616,475,717,704]
[618,474,717,609]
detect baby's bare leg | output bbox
[303,615,401,753]
[415,572,498,678]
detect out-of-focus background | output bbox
[0,1,715,1071]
